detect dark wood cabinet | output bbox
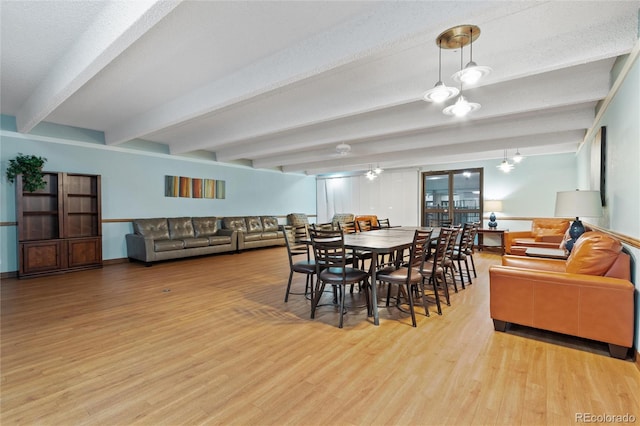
[16,172,102,278]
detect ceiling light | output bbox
[365,165,378,180]
[451,26,492,85]
[432,25,485,117]
[335,143,351,156]
[423,37,458,103]
[513,149,523,163]
[442,95,480,117]
[374,164,383,174]
[497,150,514,173]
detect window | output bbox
[421,168,482,226]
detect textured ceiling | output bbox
[1,1,639,176]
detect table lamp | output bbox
[484,200,503,229]
[554,190,603,252]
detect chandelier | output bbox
[423,25,491,117]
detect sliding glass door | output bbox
[421,168,482,227]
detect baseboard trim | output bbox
[635,349,640,371]
[103,258,129,266]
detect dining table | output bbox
[338,226,439,325]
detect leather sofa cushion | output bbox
[168,217,195,239]
[262,216,279,232]
[531,219,570,240]
[566,232,622,276]
[183,237,210,248]
[245,233,263,242]
[134,218,170,240]
[261,231,278,239]
[155,239,185,252]
[192,216,218,237]
[208,235,231,246]
[223,217,247,232]
[247,216,263,233]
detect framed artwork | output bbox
[590,126,606,206]
[165,175,225,199]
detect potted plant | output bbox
[5,153,48,192]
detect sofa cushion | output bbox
[183,237,210,248]
[260,232,279,239]
[247,216,263,233]
[192,217,218,237]
[261,216,279,232]
[244,233,263,242]
[168,217,195,239]
[154,239,185,252]
[133,218,170,240]
[208,235,232,246]
[223,217,247,232]
[566,232,622,276]
[531,219,570,240]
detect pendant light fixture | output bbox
[451,26,492,85]
[497,150,514,173]
[513,149,523,163]
[426,25,485,117]
[423,37,459,103]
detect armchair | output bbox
[505,218,570,255]
[489,232,634,359]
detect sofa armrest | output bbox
[216,229,238,250]
[504,230,532,253]
[126,233,156,262]
[501,255,567,273]
[489,265,635,348]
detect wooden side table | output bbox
[476,228,506,255]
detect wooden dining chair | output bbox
[281,225,316,302]
[450,223,475,287]
[356,219,372,232]
[309,226,370,328]
[376,229,433,326]
[420,227,456,309]
[377,218,391,228]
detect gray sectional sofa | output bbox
[126,217,237,265]
[126,216,285,265]
[222,216,286,250]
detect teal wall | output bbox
[0,120,316,272]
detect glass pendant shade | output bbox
[442,95,481,117]
[423,81,459,103]
[452,62,492,85]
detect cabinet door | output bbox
[20,240,64,276]
[67,237,102,268]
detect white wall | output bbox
[317,154,576,232]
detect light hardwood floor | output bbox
[1,248,638,425]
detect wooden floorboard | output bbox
[1,248,639,425]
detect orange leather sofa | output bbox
[489,232,634,359]
[505,218,570,255]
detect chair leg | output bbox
[469,254,477,277]
[338,285,346,328]
[406,283,417,327]
[464,258,472,284]
[284,270,294,302]
[430,277,442,315]
[311,281,326,319]
[418,281,431,317]
[457,258,466,289]
[439,273,451,306]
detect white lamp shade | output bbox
[555,190,602,218]
[484,200,502,213]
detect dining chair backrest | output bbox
[424,227,455,271]
[357,220,372,232]
[338,220,357,234]
[410,229,434,269]
[309,226,348,273]
[445,227,460,257]
[456,223,475,252]
[281,225,310,264]
[314,222,335,231]
[377,218,391,228]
